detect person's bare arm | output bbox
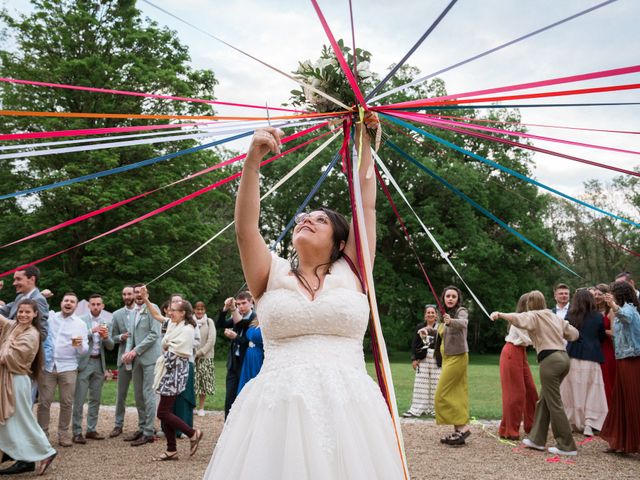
[344,113,378,274]
[235,128,283,300]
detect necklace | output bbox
[293,270,321,296]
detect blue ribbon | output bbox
[384,139,579,277]
[272,150,340,249]
[0,130,254,200]
[382,114,640,229]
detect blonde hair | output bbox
[526,290,547,311]
[515,293,529,313]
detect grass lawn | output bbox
[99,352,540,419]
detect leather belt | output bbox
[90,354,101,359]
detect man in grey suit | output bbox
[109,285,136,438]
[72,294,114,443]
[0,265,49,335]
[121,284,161,446]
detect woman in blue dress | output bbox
[237,319,263,395]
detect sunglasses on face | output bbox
[294,212,330,225]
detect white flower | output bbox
[316,58,333,70]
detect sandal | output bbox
[38,453,57,475]
[153,451,179,461]
[440,431,459,444]
[445,430,471,446]
[190,429,203,457]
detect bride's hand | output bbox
[247,128,283,161]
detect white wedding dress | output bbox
[204,254,404,479]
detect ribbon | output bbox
[142,0,351,111]
[0,109,343,122]
[382,102,640,110]
[0,123,328,200]
[0,119,321,161]
[383,64,640,109]
[0,125,332,247]
[420,113,640,135]
[368,0,620,103]
[374,166,444,313]
[0,127,331,278]
[0,121,210,142]
[380,82,640,109]
[365,0,458,100]
[0,77,303,113]
[384,138,580,276]
[310,0,366,107]
[386,113,640,177]
[146,132,340,284]
[373,151,490,318]
[346,138,410,479]
[382,114,640,229]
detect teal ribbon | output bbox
[384,139,579,276]
[382,114,639,229]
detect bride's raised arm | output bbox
[235,128,283,300]
[343,113,378,273]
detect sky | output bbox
[5,0,640,203]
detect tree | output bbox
[0,0,234,307]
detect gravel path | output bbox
[12,404,638,479]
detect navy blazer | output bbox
[566,311,606,363]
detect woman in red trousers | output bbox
[498,293,538,440]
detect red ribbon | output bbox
[379,64,640,109]
[0,77,303,113]
[309,0,366,107]
[0,126,331,276]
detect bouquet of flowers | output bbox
[289,39,377,113]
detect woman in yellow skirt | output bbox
[435,286,471,446]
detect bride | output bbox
[204,114,404,479]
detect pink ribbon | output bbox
[310,0,366,107]
[0,124,330,265]
[384,112,640,177]
[381,65,640,109]
[0,122,214,142]
[0,77,304,113]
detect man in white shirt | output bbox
[37,292,88,447]
[72,294,114,444]
[551,283,571,320]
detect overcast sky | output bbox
[6,0,640,202]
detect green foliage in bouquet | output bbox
[290,39,377,113]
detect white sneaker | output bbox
[583,425,593,437]
[197,409,205,417]
[522,438,545,451]
[548,446,577,456]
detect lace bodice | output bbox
[257,254,370,371]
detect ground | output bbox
[9,404,638,479]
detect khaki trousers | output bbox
[37,368,78,439]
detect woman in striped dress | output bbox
[403,305,441,417]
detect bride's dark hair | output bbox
[289,207,350,296]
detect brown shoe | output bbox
[58,437,73,447]
[124,430,143,442]
[109,426,123,438]
[130,435,154,447]
[72,434,86,444]
[85,431,105,440]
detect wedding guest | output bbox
[560,288,607,437]
[37,293,88,447]
[403,304,441,418]
[194,301,216,417]
[552,283,570,320]
[491,290,579,456]
[153,300,203,461]
[72,294,114,443]
[600,281,640,454]
[498,293,538,440]
[236,316,263,396]
[0,300,56,476]
[109,285,135,438]
[216,292,255,418]
[592,283,616,406]
[435,286,471,445]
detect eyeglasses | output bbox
[294,212,329,225]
